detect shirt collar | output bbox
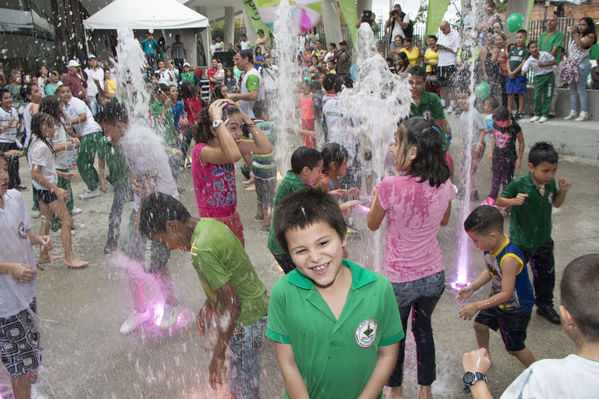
[489,235,510,258]
[287,259,377,290]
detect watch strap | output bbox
[463,371,487,394]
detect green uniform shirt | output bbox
[266,259,404,399]
[150,99,178,147]
[410,90,447,148]
[180,72,196,85]
[97,137,129,187]
[500,172,559,250]
[267,171,308,254]
[539,30,564,62]
[190,218,269,327]
[509,46,529,78]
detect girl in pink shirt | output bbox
[191,99,272,246]
[367,116,455,399]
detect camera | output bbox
[362,10,373,23]
[391,10,398,16]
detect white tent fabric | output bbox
[83,0,208,30]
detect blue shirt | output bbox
[171,100,186,133]
[141,39,158,56]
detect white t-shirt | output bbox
[522,51,555,76]
[437,29,461,67]
[323,51,335,64]
[240,40,252,50]
[63,97,102,136]
[119,126,179,211]
[391,14,411,41]
[84,67,104,97]
[28,136,57,190]
[0,106,19,144]
[240,68,265,119]
[322,94,352,146]
[0,190,37,317]
[51,125,69,169]
[500,354,599,399]
[158,70,177,86]
[22,102,35,148]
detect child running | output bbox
[191,99,272,246]
[267,187,404,398]
[0,152,50,399]
[27,112,88,268]
[458,205,536,368]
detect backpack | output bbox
[400,12,413,39]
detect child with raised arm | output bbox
[138,192,268,399]
[0,152,51,399]
[496,141,571,324]
[521,41,555,124]
[457,205,536,368]
[267,187,403,398]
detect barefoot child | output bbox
[458,205,536,368]
[138,192,268,398]
[27,113,88,268]
[267,187,403,398]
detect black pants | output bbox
[521,240,555,307]
[0,142,21,189]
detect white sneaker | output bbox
[564,110,577,120]
[538,116,548,123]
[530,116,540,122]
[120,309,152,335]
[575,111,589,121]
[31,383,49,399]
[159,304,181,330]
[71,207,82,215]
[446,105,455,114]
[31,210,41,218]
[79,189,100,200]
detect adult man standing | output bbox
[335,40,351,78]
[84,55,104,116]
[228,49,264,119]
[240,34,252,50]
[436,21,461,113]
[140,32,158,70]
[386,4,412,50]
[538,12,564,116]
[61,60,87,102]
[171,35,187,72]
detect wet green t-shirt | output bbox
[150,99,177,147]
[190,218,268,327]
[97,137,129,187]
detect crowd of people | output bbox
[1,3,599,399]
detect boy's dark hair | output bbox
[492,106,510,122]
[237,49,253,62]
[179,82,196,101]
[21,83,37,102]
[410,66,427,80]
[560,254,599,341]
[321,143,348,171]
[322,73,339,92]
[138,192,191,237]
[328,43,337,48]
[527,40,537,50]
[309,80,321,91]
[274,187,347,253]
[427,35,437,41]
[96,100,129,125]
[528,141,558,166]
[464,205,503,236]
[516,29,528,36]
[291,146,322,175]
[253,100,268,119]
[39,96,62,123]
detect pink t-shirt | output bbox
[377,175,456,283]
[191,143,237,218]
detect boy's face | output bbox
[467,231,499,252]
[528,43,539,56]
[286,221,347,288]
[300,160,324,186]
[408,75,425,98]
[157,61,165,70]
[169,86,179,100]
[483,100,493,114]
[458,92,469,111]
[0,158,8,197]
[1,92,11,109]
[528,161,557,186]
[516,33,526,47]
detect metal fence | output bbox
[529,17,574,59]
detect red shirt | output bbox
[62,72,87,100]
[206,67,217,90]
[185,98,203,125]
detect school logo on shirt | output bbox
[18,221,27,239]
[355,319,377,348]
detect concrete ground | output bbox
[1,117,599,399]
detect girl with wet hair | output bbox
[314,142,361,211]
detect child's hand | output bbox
[462,348,492,374]
[511,193,528,206]
[515,158,521,170]
[65,172,78,180]
[69,137,80,147]
[347,187,361,197]
[196,300,215,336]
[455,285,474,303]
[38,235,53,252]
[558,177,571,192]
[9,263,37,284]
[488,153,493,162]
[459,303,480,320]
[54,187,68,201]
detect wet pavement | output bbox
[1,119,598,399]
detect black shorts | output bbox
[0,301,41,378]
[437,65,457,87]
[474,306,531,351]
[33,187,58,204]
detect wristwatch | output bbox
[462,371,487,393]
[212,119,224,129]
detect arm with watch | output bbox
[200,99,242,165]
[462,348,493,398]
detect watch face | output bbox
[463,371,476,384]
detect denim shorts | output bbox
[474,307,531,351]
[506,77,527,94]
[228,316,267,399]
[0,301,41,378]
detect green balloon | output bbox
[475,81,491,100]
[507,13,525,33]
[590,43,599,60]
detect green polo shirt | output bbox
[190,218,269,328]
[500,172,559,251]
[266,259,404,399]
[150,99,178,147]
[410,90,447,148]
[267,170,308,254]
[539,30,564,62]
[97,138,128,187]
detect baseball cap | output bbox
[183,62,190,67]
[88,54,96,59]
[67,60,81,68]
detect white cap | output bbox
[183,62,190,67]
[88,54,96,59]
[67,59,81,68]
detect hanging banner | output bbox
[255,0,322,34]
[242,0,273,37]
[338,0,358,42]
[425,0,451,36]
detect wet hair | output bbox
[322,73,342,92]
[273,187,347,254]
[237,49,253,63]
[21,83,38,103]
[410,66,427,80]
[343,76,353,89]
[528,141,558,166]
[291,146,322,175]
[96,100,129,125]
[309,80,321,91]
[464,205,503,236]
[527,40,538,50]
[579,17,597,45]
[396,116,450,187]
[397,52,409,66]
[0,88,10,100]
[30,112,57,155]
[560,254,599,341]
[138,192,192,236]
[179,82,196,101]
[321,143,348,172]
[257,29,264,35]
[39,96,63,123]
[516,29,527,36]
[192,103,241,144]
[213,85,228,100]
[427,35,437,42]
[492,107,510,122]
[253,100,268,119]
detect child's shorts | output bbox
[0,301,41,378]
[506,77,527,94]
[121,211,170,274]
[255,177,276,210]
[437,65,457,87]
[33,187,58,204]
[474,307,531,351]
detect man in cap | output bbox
[84,55,104,116]
[61,60,87,102]
[335,40,351,77]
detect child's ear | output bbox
[559,305,573,329]
[409,145,417,161]
[527,162,535,172]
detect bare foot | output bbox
[385,386,404,399]
[242,177,254,185]
[244,184,256,191]
[417,386,432,399]
[38,255,61,264]
[64,258,89,268]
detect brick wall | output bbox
[530,0,599,22]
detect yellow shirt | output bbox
[424,48,439,73]
[401,47,420,67]
[105,79,117,96]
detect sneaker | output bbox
[159,304,181,330]
[31,382,49,399]
[536,304,561,324]
[564,110,577,120]
[446,105,455,114]
[31,210,41,218]
[79,189,100,200]
[71,207,82,215]
[481,196,496,206]
[516,112,524,120]
[529,116,540,122]
[16,185,29,191]
[538,116,548,123]
[120,309,152,335]
[104,239,118,254]
[575,111,589,121]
